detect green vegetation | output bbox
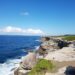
[28,59,55,75]
[63,36,75,41]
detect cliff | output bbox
[14,52,37,75]
[14,36,75,75]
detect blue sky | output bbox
[0,0,75,35]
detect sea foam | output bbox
[0,46,39,75]
[0,58,21,75]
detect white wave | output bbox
[0,58,21,75]
[35,46,40,50]
[35,40,40,42]
[0,46,40,75]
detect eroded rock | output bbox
[14,52,37,75]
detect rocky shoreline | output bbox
[14,36,75,75]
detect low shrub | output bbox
[28,59,55,75]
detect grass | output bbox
[63,36,75,41]
[28,59,55,75]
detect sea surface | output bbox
[0,35,41,75]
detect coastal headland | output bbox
[14,35,75,75]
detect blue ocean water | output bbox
[0,35,41,63]
[0,35,41,75]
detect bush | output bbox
[28,59,55,75]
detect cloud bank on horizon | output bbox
[0,26,45,35]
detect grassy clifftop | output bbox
[63,35,75,41]
[28,59,55,75]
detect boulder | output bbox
[20,52,37,70]
[65,66,75,75]
[14,68,30,75]
[14,52,37,75]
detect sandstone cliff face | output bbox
[20,52,37,69]
[37,37,71,60]
[14,52,37,75]
[14,67,30,75]
[38,37,60,57]
[40,37,70,50]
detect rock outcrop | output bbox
[14,52,37,75]
[20,52,37,69]
[38,37,70,57]
[45,47,75,62]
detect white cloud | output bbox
[21,12,29,16]
[0,26,44,35]
[26,28,44,34]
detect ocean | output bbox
[0,35,41,75]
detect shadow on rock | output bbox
[65,66,75,75]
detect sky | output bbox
[0,0,75,35]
